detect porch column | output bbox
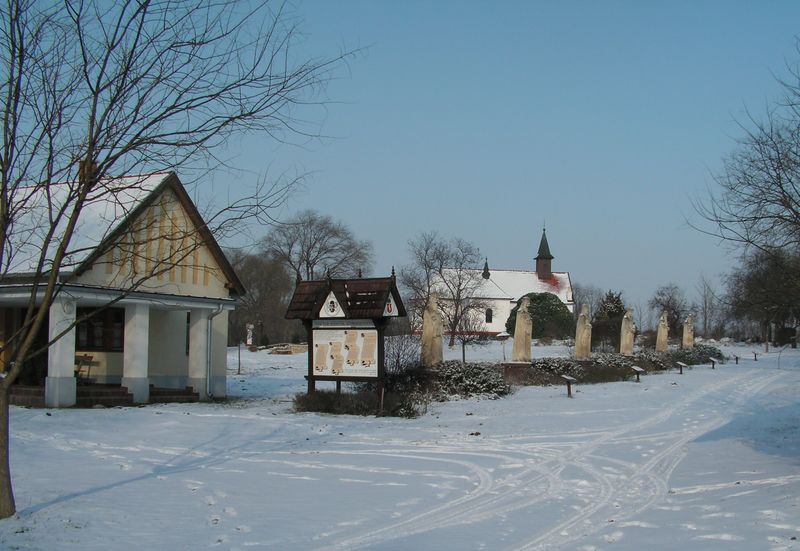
[187,309,209,400]
[45,297,77,407]
[122,303,150,404]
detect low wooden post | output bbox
[561,375,577,398]
[710,358,716,370]
[336,380,342,395]
[631,365,644,382]
[734,355,739,365]
[676,361,687,375]
[753,352,758,361]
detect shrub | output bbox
[667,344,724,366]
[632,350,671,372]
[293,388,424,418]
[432,361,510,400]
[506,292,574,339]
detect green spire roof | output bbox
[536,228,554,260]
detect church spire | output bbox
[482,258,491,279]
[535,227,553,280]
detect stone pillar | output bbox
[655,311,669,353]
[682,314,694,349]
[188,308,210,399]
[574,304,592,360]
[420,293,443,367]
[512,297,532,363]
[45,297,77,407]
[620,309,635,356]
[122,303,150,403]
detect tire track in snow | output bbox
[511,368,782,551]
[316,368,778,551]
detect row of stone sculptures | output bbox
[420,292,696,367]
[576,308,695,360]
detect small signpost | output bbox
[561,375,577,398]
[631,365,645,382]
[676,361,687,375]
[285,273,407,395]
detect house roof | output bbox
[4,172,245,296]
[285,276,407,320]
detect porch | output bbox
[1,285,233,408]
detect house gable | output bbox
[70,173,243,299]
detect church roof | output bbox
[536,229,554,260]
[458,268,573,305]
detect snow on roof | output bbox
[464,268,573,304]
[5,173,171,274]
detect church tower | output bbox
[535,228,553,281]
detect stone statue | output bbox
[682,314,695,349]
[421,293,443,367]
[620,308,635,356]
[655,311,669,352]
[512,297,532,363]
[575,304,592,360]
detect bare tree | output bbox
[261,209,374,281]
[692,42,800,257]
[400,231,485,347]
[572,283,604,321]
[226,250,300,346]
[648,283,691,336]
[695,274,722,339]
[0,0,352,518]
[453,306,490,364]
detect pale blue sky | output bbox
[221,1,800,311]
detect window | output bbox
[485,308,493,324]
[76,308,125,352]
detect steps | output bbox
[148,386,200,404]
[10,384,200,408]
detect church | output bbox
[470,229,574,335]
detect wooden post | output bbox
[710,358,716,369]
[734,355,739,365]
[676,361,686,375]
[336,380,341,395]
[561,375,576,398]
[753,351,758,361]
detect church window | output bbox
[485,308,493,323]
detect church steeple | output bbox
[482,258,491,279]
[535,227,553,280]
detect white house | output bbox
[0,172,243,407]
[445,229,574,335]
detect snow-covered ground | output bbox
[1,341,799,550]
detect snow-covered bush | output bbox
[433,361,510,400]
[668,344,724,366]
[632,350,671,372]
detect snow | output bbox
[2,341,800,550]
[7,173,169,274]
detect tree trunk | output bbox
[461,342,466,364]
[0,388,16,518]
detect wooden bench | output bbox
[74,354,96,384]
[561,375,577,398]
[676,361,687,375]
[631,365,645,383]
